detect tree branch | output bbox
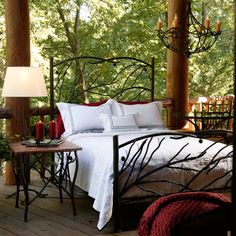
[55,0,77,54]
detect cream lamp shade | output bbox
[2,67,47,97]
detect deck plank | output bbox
[0,171,136,236]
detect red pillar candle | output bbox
[36,120,44,141]
[49,120,58,139]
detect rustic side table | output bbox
[9,140,82,222]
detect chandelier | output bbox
[156,1,221,57]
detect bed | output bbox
[49,56,232,231]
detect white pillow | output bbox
[56,102,112,136]
[99,113,139,132]
[106,99,164,128]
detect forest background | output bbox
[0,0,234,107]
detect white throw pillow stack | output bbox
[56,98,164,135]
[106,99,164,129]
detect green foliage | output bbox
[0,0,234,104]
[0,132,11,162]
[0,2,6,107]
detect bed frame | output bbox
[49,56,155,117]
[113,131,232,231]
[49,56,232,232]
[49,56,173,120]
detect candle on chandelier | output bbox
[36,120,44,141]
[216,19,221,32]
[156,17,162,31]
[198,26,202,33]
[172,14,178,28]
[49,120,58,139]
[205,16,210,30]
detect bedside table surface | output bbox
[10,140,82,155]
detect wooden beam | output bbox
[166,0,189,129]
[4,0,30,185]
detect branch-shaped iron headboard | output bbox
[50,56,155,120]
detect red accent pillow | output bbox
[56,113,65,138]
[118,101,149,105]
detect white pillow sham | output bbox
[56,102,112,136]
[99,113,139,132]
[106,99,164,128]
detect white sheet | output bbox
[64,129,232,230]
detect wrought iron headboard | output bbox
[50,56,155,120]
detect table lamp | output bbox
[2,66,47,139]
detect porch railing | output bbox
[187,95,234,130]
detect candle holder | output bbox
[156,0,221,57]
[35,138,41,145]
[25,138,64,147]
[25,120,62,147]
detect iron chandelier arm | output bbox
[156,1,221,57]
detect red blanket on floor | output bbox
[138,192,231,236]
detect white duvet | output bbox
[64,129,232,230]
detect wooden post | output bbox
[4,0,30,185]
[232,2,236,236]
[166,0,189,129]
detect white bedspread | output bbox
[64,129,232,230]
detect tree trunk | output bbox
[166,0,189,129]
[4,0,30,185]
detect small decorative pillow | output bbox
[56,102,112,136]
[106,99,164,128]
[99,113,139,132]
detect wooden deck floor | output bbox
[0,171,137,236]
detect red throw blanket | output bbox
[138,192,231,236]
